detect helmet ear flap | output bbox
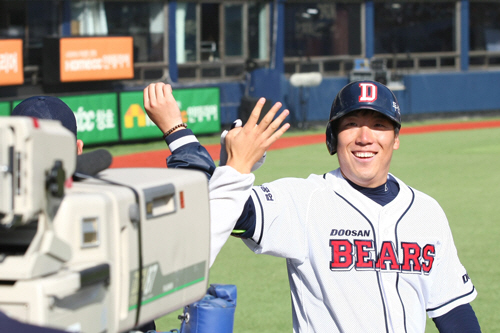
[326,122,337,155]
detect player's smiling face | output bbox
[336,110,400,188]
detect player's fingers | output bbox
[258,101,283,130]
[145,83,159,109]
[245,98,265,129]
[266,121,290,146]
[162,83,172,100]
[147,83,157,106]
[225,126,243,141]
[155,82,165,101]
[263,109,289,139]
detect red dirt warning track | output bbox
[110,119,500,169]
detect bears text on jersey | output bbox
[330,239,435,274]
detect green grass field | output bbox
[101,121,500,332]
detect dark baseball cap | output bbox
[11,96,77,138]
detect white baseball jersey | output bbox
[209,166,477,333]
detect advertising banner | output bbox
[0,102,10,116]
[0,39,23,86]
[12,93,119,145]
[59,37,133,82]
[120,87,220,140]
[8,87,219,144]
[60,93,120,144]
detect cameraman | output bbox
[6,96,156,333]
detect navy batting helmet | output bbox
[326,80,401,155]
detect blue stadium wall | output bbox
[209,70,500,127]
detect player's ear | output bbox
[77,139,84,155]
[393,135,400,150]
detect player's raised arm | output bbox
[225,98,290,174]
[207,99,289,266]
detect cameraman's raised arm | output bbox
[143,83,215,178]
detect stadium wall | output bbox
[216,70,500,127]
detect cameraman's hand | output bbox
[143,82,184,135]
[225,98,290,174]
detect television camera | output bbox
[0,117,210,332]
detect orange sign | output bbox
[60,37,134,82]
[0,39,24,86]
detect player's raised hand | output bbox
[143,82,184,135]
[225,98,290,174]
[219,119,267,171]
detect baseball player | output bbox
[144,81,481,332]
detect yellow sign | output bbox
[124,104,147,128]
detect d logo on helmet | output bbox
[358,83,378,102]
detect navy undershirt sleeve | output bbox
[433,303,481,332]
[165,129,216,179]
[231,197,257,238]
[166,143,216,179]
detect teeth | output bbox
[354,152,375,158]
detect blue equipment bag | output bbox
[179,284,237,333]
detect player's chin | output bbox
[348,165,380,183]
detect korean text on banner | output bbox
[60,37,134,82]
[11,94,119,145]
[119,87,220,140]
